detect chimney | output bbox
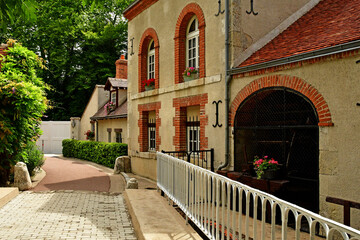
[115,54,127,80]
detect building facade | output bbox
[124,0,360,228]
[73,56,128,144]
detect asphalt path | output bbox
[33,156,110,192]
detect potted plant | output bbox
[183,67,198,82]
[85,130,95,141]
[104,101,116,114]
[142,78,155,91]
[253,155,279,179]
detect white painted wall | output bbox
[36,121,71,154]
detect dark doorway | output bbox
[234,87,319,213]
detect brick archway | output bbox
[138,28,160,92]
[174,3,206,84]
[230,75,333,127]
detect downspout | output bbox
[218,0,232,170]
[95,120,99,142]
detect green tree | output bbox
[0,40,49,186]
[0,0,131,120]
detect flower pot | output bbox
[261,169,278,180]
[183,73,199,82]
[145,85,154,91]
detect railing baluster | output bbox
[238,188,243,240]
[253,194,258,240]
[232,186,236,240]
[245,191,250,240]
[221,181,225,240]
[281,206,288,240]
[261,198,266,240]
[216,178,220,240]
[271,202,276,240]
[227,183,231,240]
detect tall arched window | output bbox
[138,28,159,93]
[186,16,199,69]
[174,3,206,84]
[148,40,155,79]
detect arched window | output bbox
[138,28,159,93]
[174,3,206,84]
[148,40,155,80]
[186,16,199,69]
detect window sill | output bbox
[131,74,221,100]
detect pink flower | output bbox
[264,156,268,159]
[187,72,190,76]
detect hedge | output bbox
[62,139,128,168]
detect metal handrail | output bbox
[157,152,360,240]
[161,148,214,172]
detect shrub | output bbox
[0,40,48,186]
[15,142,45,176]
[62,139,127,168]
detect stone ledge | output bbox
[0,187,19,209]
[131,74,222,100]
[124,189,201,240]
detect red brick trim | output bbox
[173,94,208,151]
[138,28,160,93]
[174,3,206,84]
[123,0,159,21]
[234,49,360,78]
[230,75,334,127]
[138,102,161,152]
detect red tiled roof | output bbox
[91,100,127,120]
[238,0,360,68]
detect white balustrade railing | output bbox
[157,152,360,240]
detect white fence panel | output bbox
[157,152,360,240]
[36,121,70,154]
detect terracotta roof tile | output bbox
[238,0,360,68]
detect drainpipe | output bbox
[95,120,99,141]
[218,0,232,170]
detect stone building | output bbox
[123,0,360,228]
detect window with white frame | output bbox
[186,16,199,69]
[111,91,116,104]
[187,117,200,153]
[148,114,156,151]
[147,40,155,80]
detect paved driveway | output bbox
[0,156,137,239]
[0,191,136,240]
[33,156,110,192]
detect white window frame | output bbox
[148,123,156,151]
[147,40,155,80]
[187,124,200,153]
[111,91,116,104]
[186,16,199,69]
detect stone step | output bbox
[124,189,202,240]
[0,187,19,209]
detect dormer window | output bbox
[111,91,116,105]
[186,16,199,69]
